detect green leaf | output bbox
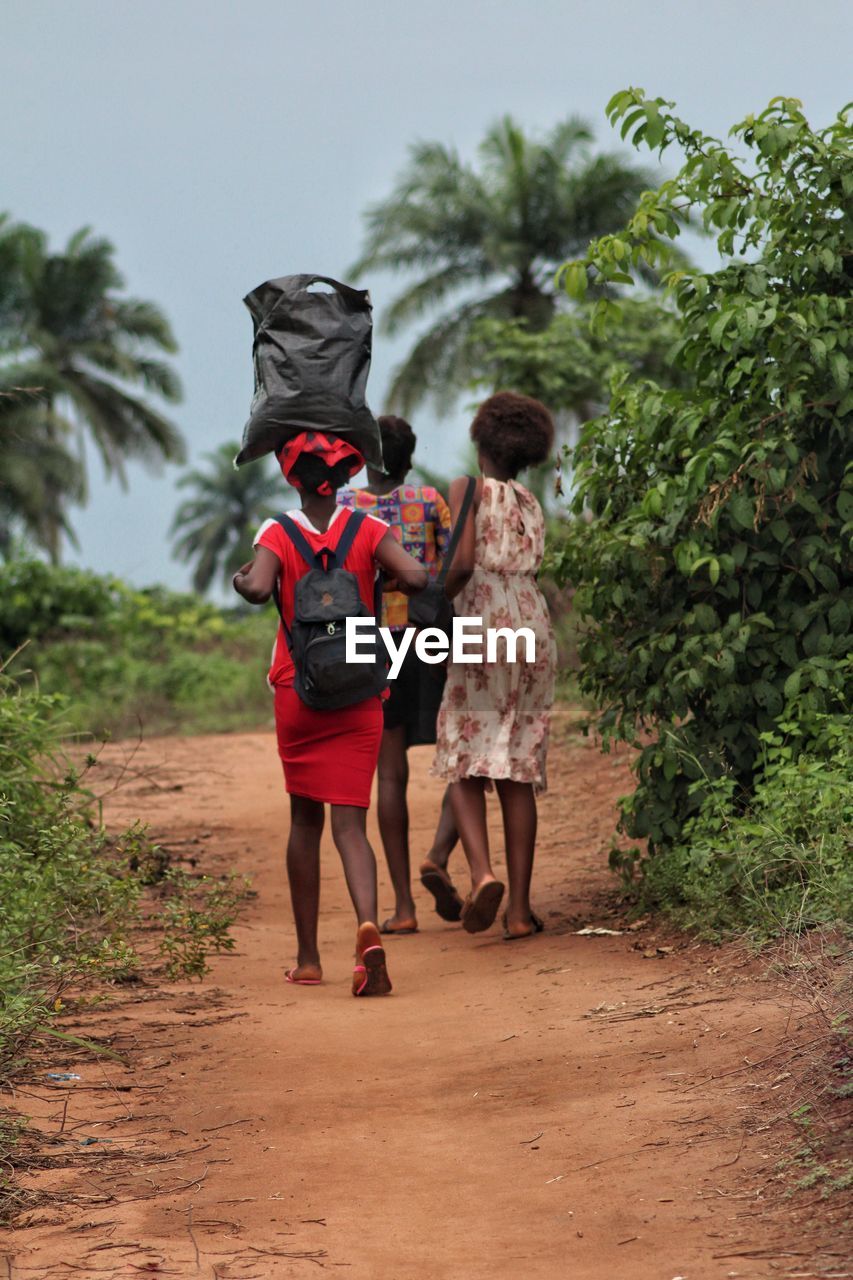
[813,563,839,592]
[42,1028,125,1062]
[831,352,849,391]
[737,306,759,342]
[717,648,735,676]
[783,670,801,699]
[828,598,851,635]
[709,311,733,346]
[561,260,588,301]
[728,491,754,530]
[605,90,634,120]
[645,113,666,149]
[620,108,646,140]
[692,603,718,631]
[802,616,827,657]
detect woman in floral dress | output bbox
[433,392,557,939]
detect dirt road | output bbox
[3,720,844,1278]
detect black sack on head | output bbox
[234,273,383,469]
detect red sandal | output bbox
[352,923,393,997]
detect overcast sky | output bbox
[3,0,851,591]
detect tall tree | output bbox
[170,443,282,594]
[0,389,84,559]
[349,116,662,412]
[0,217,184,560]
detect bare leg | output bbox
[286,794,324,977]
[330,804,379,926]
[376,726,417,925]
[450,777,499,890]
[495,779,538,933]
[424,785,459,870]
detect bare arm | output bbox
[444,475,479,600]
[374,532,428,595]
[232,545,280,604]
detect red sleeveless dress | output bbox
[255,507,388,807]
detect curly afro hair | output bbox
[378,415,417,478]
[470,392,555,476]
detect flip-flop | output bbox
[352,923,393,997]
[460,880,505,934]
[419,860,464,923]
[501,911,545,941]
[379,918,419,935]
[285,967,323,985]
[352,946,393,997]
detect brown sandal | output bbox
[379,917,418,935]
[419,859,464,922]
[502,911,545,941]
[460,880,505,934]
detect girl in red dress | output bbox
[233,431,427,996]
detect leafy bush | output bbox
[0,669,251,1058]
[0,675,145,1075]
[0,672,250,1219]
[618,711,853,936]
[553,93,851,865]
[158,867,248,979]
[470,298,688,418]
[0,560,276,738]
[0,559,120,650]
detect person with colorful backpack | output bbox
[232,430,427,996]
[338,415,463,937]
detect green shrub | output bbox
[617,712,853,937]
[0,560,275,738]
[0,671,252,1082]
[553,93,851,867]
[158,867,249,979]
[0,675,145,1075]
[0,559,120,650]
[0,647,252,1220]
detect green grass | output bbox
[0,667,250,1222]
[612,713,853,942]
[1,559,276,739]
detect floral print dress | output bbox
[432,478,556,791]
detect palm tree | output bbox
[0,217,184,559]
[349,116,662,413]
[0,388,84,559]
[170,443,283,594]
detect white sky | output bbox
[3,0,851,590]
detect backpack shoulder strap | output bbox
[436,475,476,588]
[271,515,318,648]
[275,514,320,569]
[329,509,368,568]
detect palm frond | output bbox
[108,298,178,352]
[349,115,681,413]
[381,262,490,336]
[385,295,510,415]
[65,371,186,481]
[168,443,282,594]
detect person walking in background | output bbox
[232,430,427,995]
[339,415,463,934]
[433,393,557,940]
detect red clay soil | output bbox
[1,718,849,1279]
